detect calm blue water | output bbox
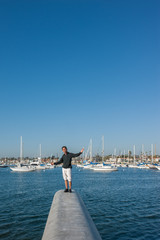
[0,167,160,240]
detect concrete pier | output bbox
[42,190,102,240]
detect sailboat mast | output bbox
[39,144,42,161]
[102,136,104,162]
[151,144,153,164]
[114,148,116,164]
[90,139,92,162]
[142,144,144,162]
[133,145,135,165]
[20,136,23,162]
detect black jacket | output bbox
[54,151,82,168]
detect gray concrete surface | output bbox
[42,190,102,240]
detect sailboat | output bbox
[92,136,118,172]
[10,137,35,172]
[128,145,138,168]
[83,139,94,169]
[30,144,46,170]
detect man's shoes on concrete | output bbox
[64,189,68,192]
[69,189,72,193]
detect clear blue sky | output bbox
[0,0,159,157]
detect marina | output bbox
[1,136,160,172]
[75,138,160,172]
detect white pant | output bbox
[62,168,72,181]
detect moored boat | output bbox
[10,137,35,172]
[0,164,8,168]
[92,165,118,171]
[30,161,46,170]
[10,164,35,172]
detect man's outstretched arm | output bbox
[54,156,63,165]
[70,148,84,158]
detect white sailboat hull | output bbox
[10,166,35,172]
[92,166,118,172]
[93,167,118,172]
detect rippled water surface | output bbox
[0,167,160,240]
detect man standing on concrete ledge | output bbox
[54,146,84,193]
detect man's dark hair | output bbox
[62,146,67,150]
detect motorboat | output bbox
[0,164,8,168]
[30,161,46,170]
[46,163,55,169]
